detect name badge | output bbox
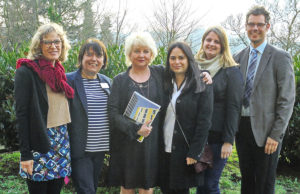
[100,83,109,88]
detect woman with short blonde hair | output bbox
[124,31,158,66]
[107,31,163,194]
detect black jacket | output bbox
[161,74,214,189]
[14,66,50,161]
[107,65,164,188]
[208,66,243,144]
[66,70,111,159]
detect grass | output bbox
[1,147,300,194]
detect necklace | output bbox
[132,79,150,98]
[129,67,151,98]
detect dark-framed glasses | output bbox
[246,22,267,28]
[42,40,62,47]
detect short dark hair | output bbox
[77,38,108,70]
[246,5,270,24]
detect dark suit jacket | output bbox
[14,66,50,161]
[66,70,111,159]
[234,44,295,146]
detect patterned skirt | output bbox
[19,125,71,181]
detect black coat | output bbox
[160,78,214,189]
[107,65,165,188]
[66,70,111,159]
[208,66,243,144]
[14,66,50,161]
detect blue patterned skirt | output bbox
[19,124,71,181]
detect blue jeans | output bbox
[197,143,227,194]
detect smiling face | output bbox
[169,47,189,77]
[41,31,62,64]
[129,45,152,68]
[246,14,270,48]
[203,31,221,60]
[81,47,104,79]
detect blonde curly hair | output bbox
[27,23,71,62]
[124,32,157,66]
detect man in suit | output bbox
[234,5,295,194]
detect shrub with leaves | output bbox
[0,42,167,150]
[280,54,300,166]
[0,44,28,151]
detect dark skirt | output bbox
[107,127,160,189]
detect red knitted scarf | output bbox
[16,58,74,99]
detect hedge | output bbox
[0,42,299,166]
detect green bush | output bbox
[1,41,299,168]
[280,54,300,166]
[0,44,28,151]
[0,42,167,152]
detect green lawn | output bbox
[1,147,300,194]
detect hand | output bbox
[221,142,232,159]
[137,120,152,138]
[186,157,197,165]
[21,160,33,175]
[201,72,212,84]
[265,137,278,155]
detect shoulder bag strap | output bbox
[170,101,190,148]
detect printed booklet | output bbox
[123,91,161,142]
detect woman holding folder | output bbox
[107,32,164,194]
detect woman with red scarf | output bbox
[14,23,73,194]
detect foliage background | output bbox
[0,42,299,166]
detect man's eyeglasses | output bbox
[246,23,267,28]
[42,40,62,47]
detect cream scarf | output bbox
[196,54,223,78]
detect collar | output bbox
[250,40,267,55]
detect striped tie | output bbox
[243,49,258,108]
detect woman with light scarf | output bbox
[195,26,243,194]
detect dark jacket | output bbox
[14,66,50,161]
[107,65,164,188]
[161,74,214,189]
[108,65,165,152]
[208,66,243,144]
[66,70,111,159]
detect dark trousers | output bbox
[71,151,106,194]
[236,117,281,194]
[196,143,227,194]
[26,178,64,194]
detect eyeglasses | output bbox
[246,23,267,28]
[42,40,62,47]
